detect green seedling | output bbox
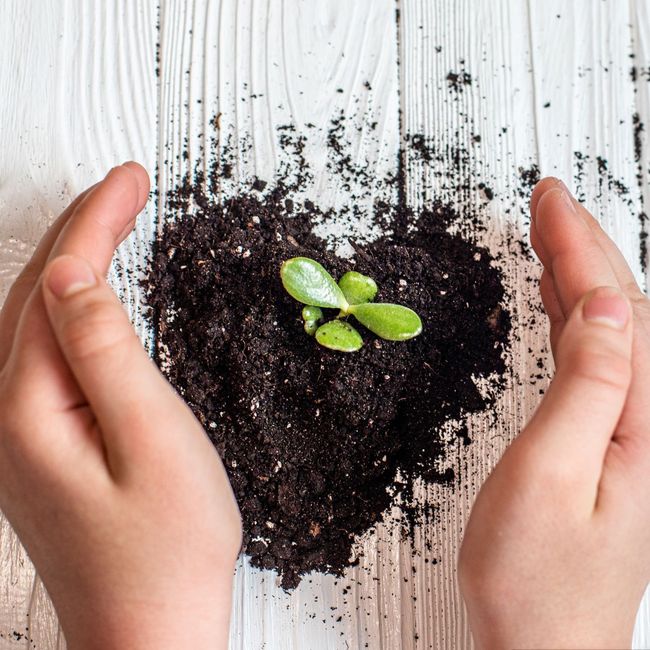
[338,271,378,305]
[315,319,363,352]
[349,302,423,341]
[280,256,422,352]
[280,257,347,309]
[302,305,323,336]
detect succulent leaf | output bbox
[281,257,348,309]
[314,320,363,352]
[338,271,378,305]
[349,303,422,341]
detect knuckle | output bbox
[563,344,631,393]
[629,289,650,320]
[528,458,583,494]
[59,298,132,363]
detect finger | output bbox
[2,160,147,325]
[539,269,565,358]
[560,185,650,459]
[530,176,562,221]
[533,179,650,485]
[0,162,148,368]
[4,164,150,411]
[0,185,96,366]
[530,219,550,268]
[520,287,632,505]
[573,200,644,299]
[47,162,149,274]
[530,176,561,266]
[534,187,620,315]
[114,161,150,242]
[41,255,183,468]
[533,177,642,299]
[529,177,561,268]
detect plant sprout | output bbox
[280,257,422,352]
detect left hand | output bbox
[0,163,242,650]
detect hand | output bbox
[459,178,650,649]
[0,164,242,650]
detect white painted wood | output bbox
[401,3,646,650]
[0,1,649,648]
[0,1,157,647]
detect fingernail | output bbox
[558,187,577,214]
[46,255,96,299]
[539,187,577,217]
[546,179,576,214]
[583,287,630,330]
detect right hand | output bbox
[0,163,242,650]
[459,178,650,648]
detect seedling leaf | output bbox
[281,257,348,309]
[315,320,363,352]
[349,303,422,341]
[301,305,323,322]
[304,320,319,336]
[338,271,378,305]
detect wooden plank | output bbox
[156,1,411,647]
[400,0,645,648]
[0,1,158,647]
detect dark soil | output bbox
[143,131,510,588]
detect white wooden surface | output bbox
[1,1,649,648]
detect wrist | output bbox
[59,573,236,650]
[64,604,232,650]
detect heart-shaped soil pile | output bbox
[143,140,509,587]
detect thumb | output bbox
[523,285,633,483]
[41,254,178,452]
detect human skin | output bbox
[459,178,650,648]
[0,163,242,650]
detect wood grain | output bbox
[0,1,649,648]
[0,1,157,647]
[398,2,646,648]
